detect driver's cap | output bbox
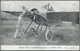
[31,8,38,12]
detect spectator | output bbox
[14,10,27,38]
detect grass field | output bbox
[1,12,79,45]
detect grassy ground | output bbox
[1,12,79,45]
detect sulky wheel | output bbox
[45,30,53,41]
[28,28,36,37]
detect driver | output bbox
[30,8,39,21]
[31,8,39,15]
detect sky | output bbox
[1,1,79,13]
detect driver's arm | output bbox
[33,15,36,20]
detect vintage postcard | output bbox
[1,1,79,50]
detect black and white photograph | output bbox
[1,1,79,50]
